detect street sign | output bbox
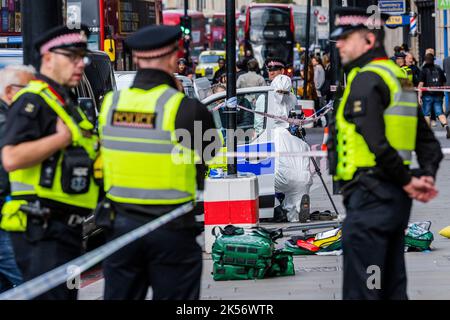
[438,0,450,10]
[378,0,406,15]
[385,14,409,27]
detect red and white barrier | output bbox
[298,100,315,128]
[203,173,259,253]
[322,127,329,151]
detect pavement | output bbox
[78,126,450,300]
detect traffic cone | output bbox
[321,127,329,151]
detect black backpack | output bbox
[424,65,443,87]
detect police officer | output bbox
[328,8,443,300]
[264,58,286,83]
[98,25,220,300]
[394,51,413,83]
[1,25,99,300]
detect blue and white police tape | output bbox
[0,202,194,300]
[224,148,450,159]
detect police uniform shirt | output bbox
[3,74,90,215]
[111,68,219,229]
[337,47,443,186]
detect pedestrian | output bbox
[322,53,332,102]
[418,53,450,137]
[236,59,247,79]
[298,61,318,102]
[177,58,193,79]
[98,25,221,300]
[406,53,421,87]
[242,49,254,72]
[394,52,413,82]
[0,65,35,293]
[212,57,226,84]
[311,55,326,111]
[237,59,266,89]
[1,25,100,300]
[329,7,442,300]
[442,54,450,116]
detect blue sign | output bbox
[7,36,22,44]
[378,0,406,15]
[385,14,410,28]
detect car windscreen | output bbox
[200,55,222,64]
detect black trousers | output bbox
[10,219,83,300]
[103,213,202,300]
[342,178,412,300]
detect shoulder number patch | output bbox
[25,103,35,113]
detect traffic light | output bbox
[180,16,192,36]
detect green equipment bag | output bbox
[212,263,266,281]
[404,221,434,251]
[211,225,284,281]
[266,249,295,277]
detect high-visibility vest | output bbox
[401,65,414,82]
[334,59,418,182]
[99,84,198,205]
[8,80,99,208]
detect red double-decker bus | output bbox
[67,0,163,70]
[163,9,207,63]
[244,3,295,69]
[209,12,242,51]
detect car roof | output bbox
[202,86,273,105]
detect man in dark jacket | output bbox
[418,53,450,137]
[0,65,34,293]
[330,7,442,300]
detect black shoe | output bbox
[298,194,310,223]
[273,205,288,223]
[446,125,450,139]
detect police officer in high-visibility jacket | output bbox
[1,25,99,300]
[328,8,443,300]
[98,25,220,300]
[394,51,414,83]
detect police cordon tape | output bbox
[0,202,194,300]
[331,85,450,93]
[212,100,333,127]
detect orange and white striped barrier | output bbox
[203,173,259,253]
[321,127,329,151]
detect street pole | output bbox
[183,0,190,62]
[302,0,312,99]
[22,0,64,69]
[225,0,237,176]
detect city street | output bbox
[79,127,450,300]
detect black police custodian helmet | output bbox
[265,57,286,70]
[125,25,182,59]
[34,24,91,55]
[330,7,390,40]
[395,52,406,59]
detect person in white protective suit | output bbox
[271,75,313,222]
